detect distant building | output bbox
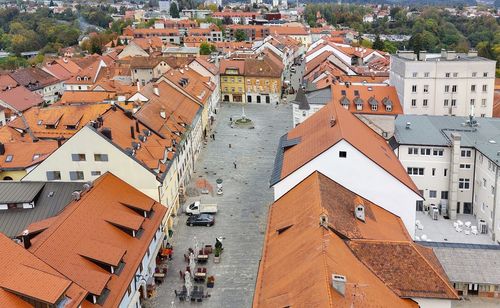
[159,0,171,12]
[390,50,496,117]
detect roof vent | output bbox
[82,182,93,192]
[132,142,141,150]
[160,109,166,119]
[139,134,147,142]
[153,85,159,96]
[355,204,365,222]
[331,274,346,296]
[319,213,328,229]
[330,116,336,127]
[72,191,81,201]
[405,122,411,129]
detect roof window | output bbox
[32,154,40,161]
[5,155,13,162]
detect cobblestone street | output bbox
[145,102,293,308]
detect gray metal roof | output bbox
[418,241,500,284]
[305,87,331,106]
[394,115,500,165]
[0,182,45,203]
[270,134,290,187]
[0,182,84,237]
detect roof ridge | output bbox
[320,229,334,308]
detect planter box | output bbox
[214,256,220,263]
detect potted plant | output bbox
[207,276,215,288]
[214,247,221,263]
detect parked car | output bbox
[290,67,296,73]
[187,214,215,227]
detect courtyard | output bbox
[145,102,293,308]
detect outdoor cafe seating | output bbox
[194,267,207,283]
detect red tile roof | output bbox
[0,140,58,170]
[0,85,44,112]
[28,172,167,307]
[255,172,455,307]
[331,84,403,115]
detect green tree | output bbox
[234,29,248,42]
[199,42,216,55]
[372,35,384,50]
[170,2,179,18]
[383,41,397,54]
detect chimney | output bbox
[153,84,160,96]
[419,51,427,61]
[130,126,135,139]
[101,128,112,140]
[72,191,81,201]
[57,137,63,148]
[135,120,140,133]
[0,142,5,155]
[160,108,166,119]
[446,50,456,60]
[21,230,31,249]
[125,110,133,119]
[467,49,478,57]
[331,274,346,296]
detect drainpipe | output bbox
[448,133,461,219]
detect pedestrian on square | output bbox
[229,143,231,148]
[233,161,237,169]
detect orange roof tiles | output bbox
[0,140,58,170]
[0,74,18,90]
[0,85,44,112]
[59,91,116,105]
[220,59,245,75]
[268,26,308,36]
[28,172,167,306]
[0,233,86,308]
[10,103,111,139]
[331,84,403,115]
[494,91,500,118]
[254,172,423,308]
[279,92,419,195]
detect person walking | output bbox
[233,161,237,169]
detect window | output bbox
[69,171,84,180]
[482,85,487,92]
[424,72,429,77]
[411,99,416,107]
[444,85,450,92]
[483,72,488,77]
[339,151,347,158]
[460,164,471,169]
[444,168,448,177]
[371,104,378,111]
[71,154,86,161]
[492,185,495,195]
[451,99,456,107]
[432,168,436,176]
[412,72,417,77]
[423,99,428,107]
[470,99,475,106]
[423,85,429,93]
[408,147,419,155]
[5,155,13,162]
[420,148,431,155]
[407,167,424,175]
[441,191,448,199]
[453,72,458,77]
[429,190,437,198]
[471,85,476,92]
[444,99,449,107]
[445,73,450,77]
[433,149,444,156]
[91,171,102,176]
[452,85,457,93]
[411,85,417,93]
[46,171,61,180]
[481,99,486,107]
[461,150,472,157]
[94,154,109,161]
[481,202,485,212]
[483,178,487,188]
[458,178,470,189]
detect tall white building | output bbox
[391,115,500,242]
[390,50,496,117]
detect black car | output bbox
[186,214,215,227]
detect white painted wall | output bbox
[23,126,162,203]
[273,140,420,235]
[412,298,452,308]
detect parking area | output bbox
[145,102,293,308]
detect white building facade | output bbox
[392,115,500,242]
[390,50,496,117]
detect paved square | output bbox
[145,102,293,308]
